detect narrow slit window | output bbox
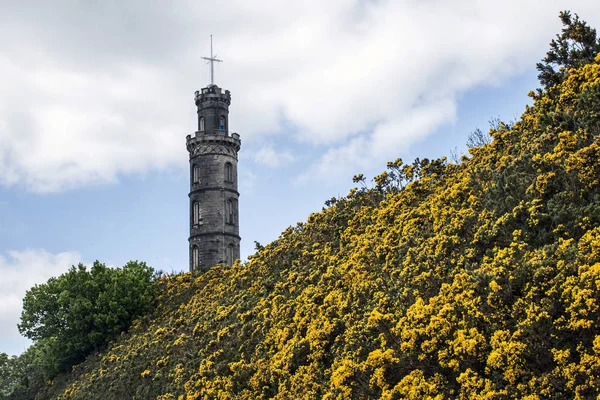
[226,244,234,266]
[199,117,205,132]
[225,162,233,182]
[219,116,225,131]
[192,246,199,270]
[193,202,202,225]
[233,199,238,224]
[193,165,200,183]
[226,199,234,224]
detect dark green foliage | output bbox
[536,10,600,89]
[18,261,155,378]
[0,353,13,399]
[0,346,48,400]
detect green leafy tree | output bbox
[0,347,47,400]
[537,10,600,89]
[0,353,11,399]
[18,261,155,377]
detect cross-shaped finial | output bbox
[202,35,222,86]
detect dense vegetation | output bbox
[4,11,600,399]
[0,261,155,399]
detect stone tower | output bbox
[186,85,241,271]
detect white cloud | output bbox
[0,1,598,190]
[297,98,457,183]
[0,249,82,355]
[253,144,295,167]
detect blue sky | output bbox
[1,0,597,355]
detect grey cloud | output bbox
[1,2,193,68]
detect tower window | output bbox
[193,165,200,183]
[225,162,233,183]
[192,246,200,270]
[226,244,234,266]
[200,117,205,132]
[226,199,235,224]
[219,116,226,131]
[193,202,202,225]
[233,199,238,223]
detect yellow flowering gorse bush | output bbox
[33,47,600,400]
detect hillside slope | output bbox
[38,55,600,399]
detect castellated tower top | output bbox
[195,85,230,109]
